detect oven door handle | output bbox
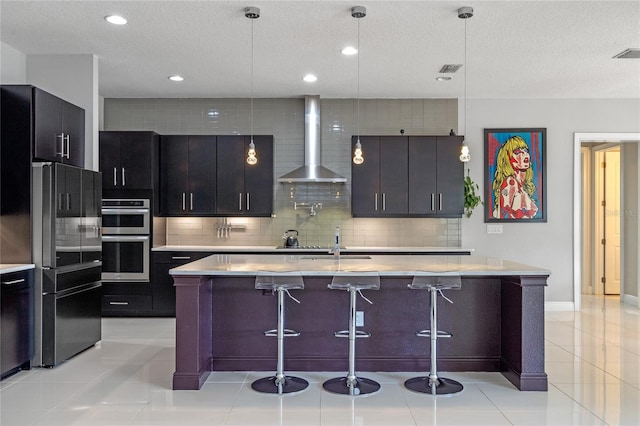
[101,208,150,215]
[102,235,150,242]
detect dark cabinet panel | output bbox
[33,87,85,167]
[187,136,217,214]
[351,136,381,216]
[408,136,463,217]
[216,135,273,216]
[351,136,407,216]
[160,135,216,215]
[243,135,274,216]
[408,136,438,214]
[353,135,463,218]
[151,251,212,316]
[435,136,464,216]
[99,131,159,190]
[1,269,34,378]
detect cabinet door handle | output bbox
[57,133,65,157]
[239,193,243,211]
[190,193,193,211]
[431,193,435,211]
[65,134,70,159]
[382,193,386,211]
[109,301,129,306]
[171,256,191,260]
[182,193,186,211]
[246,193,250,211]
[58,193,64,209]
[122,168,126,186]
[439,193,443,211]
[113,167,118,186]
[67,193,71,210]
[2,278,25,285]
[374,193,378,211]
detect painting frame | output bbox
[484,128,547,223]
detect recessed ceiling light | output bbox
[168,75,184,82]
[341,46,358,56]
[436,76,452,81]
[105,15,127,25]
[303,74,318,83]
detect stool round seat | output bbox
[323,272,381,396]
[251,271,308,395]
[404,272,463,396]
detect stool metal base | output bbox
[251,375,309,394]
[404,376,463,395]
[323,376,381,396]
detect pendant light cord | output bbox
[250,17,255,143]
[464,17,467,139]
[356,16,361,141]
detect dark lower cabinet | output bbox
[151,251,212,316]
[1,269,34,378]
[101,283,153,316]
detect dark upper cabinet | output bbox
[160,135,216,215]
[33,87,85,167]
[409,136,464,217]
[351,136,408,216]
[216,135,273,216]
[99,131,159,190]
[352,135,463,218]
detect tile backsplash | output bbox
[104,97,461,248]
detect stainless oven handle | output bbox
[102,235,150,242]
[101,208,150,214]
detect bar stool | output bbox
[251,271,308,394]
[323,272,381,396]
[404,272,463,395]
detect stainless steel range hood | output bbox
[278,95,347,183]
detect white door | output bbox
[604,150,621,294]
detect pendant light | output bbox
[245,6,260,165]
[458,6,473,163]
[351,6,366,165]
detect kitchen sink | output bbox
[300,255,372,260]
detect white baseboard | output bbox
[623,294,639,307]
[545,302,575,311]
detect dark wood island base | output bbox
[172,271,548,392]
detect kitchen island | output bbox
[170,254,549,391]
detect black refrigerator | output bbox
[32,162,102,367]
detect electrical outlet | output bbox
[487,224,503,234]
[356,311,364,327]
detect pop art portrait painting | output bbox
[484,128,546,222]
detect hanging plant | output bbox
[463,169,482,218]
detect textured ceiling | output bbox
[1,0,639,99]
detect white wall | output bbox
[461,98,640,305]
[0,41,26,83]
[26,54,99,170]
[622,143,638,298]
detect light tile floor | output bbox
[1,295,639,425]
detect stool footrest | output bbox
[264,328,301,337]
[334,330,371,338]
[416,330,452,338]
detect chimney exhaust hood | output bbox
[278,95,347,183]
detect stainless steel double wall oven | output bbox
[101,199,150,282]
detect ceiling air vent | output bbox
[613,48,640,59]
[439,64,463,73]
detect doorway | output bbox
[573,133,640,311]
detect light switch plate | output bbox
[356,311,364,327]
[487,224,503,234]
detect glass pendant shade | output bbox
[246,139,257,165]
[353,139,364,165]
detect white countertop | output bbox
[0,264,35,274]
[169,254,549,277]
[153,245,472,253]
